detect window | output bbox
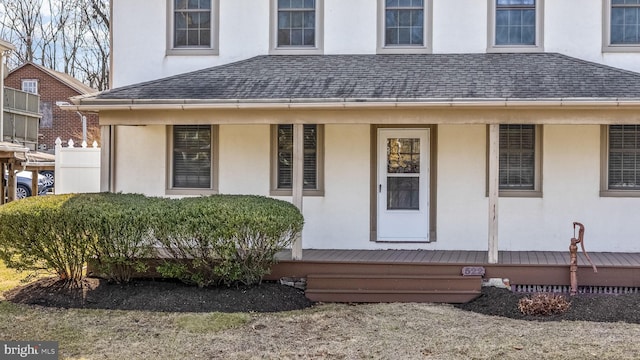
[601,125,640,196]
[488,0,543,52]
[271,124,324,196]
[378,0,431,53]
[270,0,323,54]
[604,0,640,51]
[168,125,218,194]
[491,124,542,197]
[21,79,38,94]
[167,0,219,55]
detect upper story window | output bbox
[270,0,323,54]
[601,125,640,196]
[168,125,218,195]
[492,124,542,197]
[378,0,431,53]
[167,0,219,55]
[604,0,640,52]
[488,0,544,52]
[21,79,38,94]
[271,124,324,196]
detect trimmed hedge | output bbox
[0,193,303,286]
[154,195,304,286]
[0,194,90,282]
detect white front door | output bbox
[377,129,430,242]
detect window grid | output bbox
[608,125,640,190]
[495,0,536,45]
[277,0,316,47]
[499,124,535,190]
[611,0,640,44]
[277,124,318,190]
[174,0,211,48]
[385,0,424,46]
[172,125,212,189]
[21,80,38,94]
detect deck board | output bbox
[277,250,640,267]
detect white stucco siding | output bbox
[432,0,486,54]
[217,125,270,195]
[324,0,376,55]
[301,125,371,249]
[500,125,640,252]
[544,0,640,73]
[111,0,269,87]
[436,125,489,250]
[114,125,167,196]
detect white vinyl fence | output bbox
[54,137,101,194]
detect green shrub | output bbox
[154,195,303,286]
[0,193,303,287]
[0,194,91,283]
[76,193,157,283]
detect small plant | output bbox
[518,293,571,316]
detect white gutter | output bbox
[60,97,640,112]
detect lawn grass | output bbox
[0,259,35,295]
[0,300,639,359]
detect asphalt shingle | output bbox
[96,53,640,101]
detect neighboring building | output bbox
[5,62,98,152]
[70,0,640,260]
[1,42,41,152]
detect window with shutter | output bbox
[489,124,542,197]
[608,125,640,190]
[170,125,216,192]
[271,124,324,196]
[500,124,535,190]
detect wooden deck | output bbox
[268,250,640,302]
[275,249,640,267]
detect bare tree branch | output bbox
[0,0,110,90]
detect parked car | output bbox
[39,170,55,187]
[3,171,50,199]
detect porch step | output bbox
[305,274,482,303]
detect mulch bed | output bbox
[455,286,640,323]
[5,279,640,323]
[3,277,314,313]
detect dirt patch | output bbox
[4,277,313,313]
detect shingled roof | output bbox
[95,53,640,103]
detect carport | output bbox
[0,141,28,203]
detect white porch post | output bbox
[291,123,304,260]
[488,124,500,264]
